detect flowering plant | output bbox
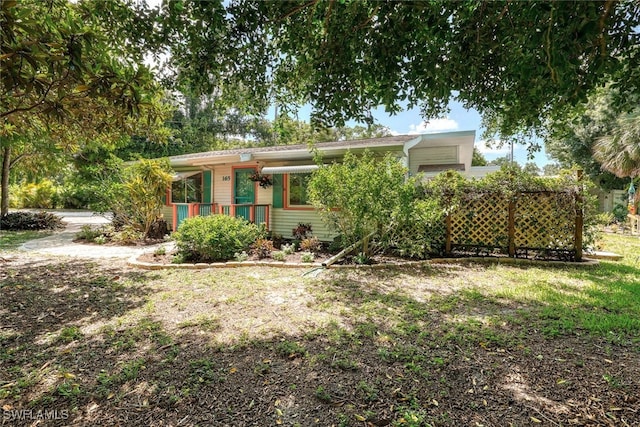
[248,171,273,188]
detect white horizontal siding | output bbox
[162,206,174,231]
[213,165,233,206]
[270,208,336,241]
[256,183,272,206]
[408,146,458,176]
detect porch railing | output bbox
[172,203,216,230]
[219,204,270,228]
[172,203,270,230]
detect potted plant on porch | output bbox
[248,171,273,188]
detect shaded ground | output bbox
[1,235,639,426]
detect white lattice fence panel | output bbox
[450,193,509,249]
[514,192,576,250]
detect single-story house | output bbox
[163,130,495,239]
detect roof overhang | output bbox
[261,165,320,174]
[166,133,474,168]
[403,131,475,156]
[171,170,202,181]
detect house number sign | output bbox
[222,175,231,181]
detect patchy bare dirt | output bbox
[137,249,333,265]
[136,249,423,266]
[1,252,639,426]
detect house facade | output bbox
[163,131,484,239]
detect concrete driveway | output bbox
[18,210,169,259]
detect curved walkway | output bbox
[18,211,170,259]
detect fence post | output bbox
[445,214,452,255]
[508,199,516,257]
[575,170,583,261]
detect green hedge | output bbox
[173,215,263,262]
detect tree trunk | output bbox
[1,146,10,216]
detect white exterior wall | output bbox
[162,205,174,230]
[256,182,273,206]
[213,165,233,206]
[270,208,335,241]
[408,146,458,176]
[597,189,628,213]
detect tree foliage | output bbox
[472,148,488,166]
[307,150,443,258]
[0,0,167,215]
[545,85,633,189]
[109,158,173,238]
[593,111,640,178]
[159,1,640,141]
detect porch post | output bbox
[172,204,178,231]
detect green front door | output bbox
[234,168,255,221]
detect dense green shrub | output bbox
[612,203,628,223]
[75,224,106,242]
[385,199,446,259]
[308,150,418,256]
[0,211,64,230]
[58,182,103,209]
[11,180,60,209]
[174,215,263,262]
[108,158,173,239]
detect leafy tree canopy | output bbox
[545,85,632,189]
[0,0,168,214]
[472,148,488,167]
[593,110,640,178]
[151,0,640,144]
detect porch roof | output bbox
[260,165,320,174]
[167,131,477,168]
[168,135,418,166]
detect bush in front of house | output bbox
[107,158,173,239]
[308,150,440,259]
[0,211,65,230]
[10,179,60,209]
[384,198,446,259]
[173,215,263,262]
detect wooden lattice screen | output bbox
[445,190,583,261]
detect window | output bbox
[171,173,202,203]
[288,173,311,206]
